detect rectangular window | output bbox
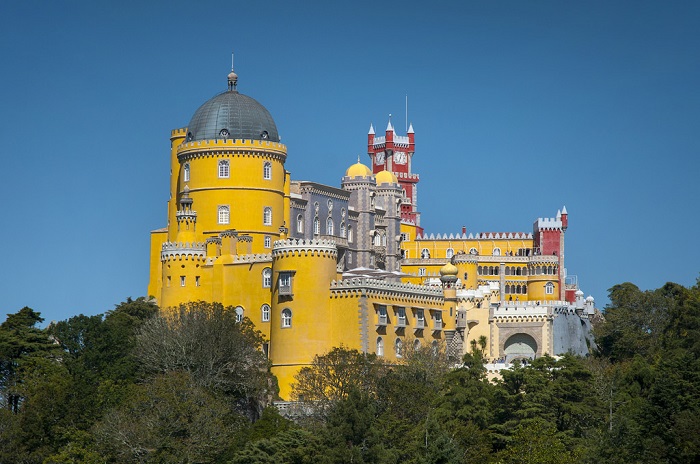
[418,268,426,276]
[377,305,388,326]
[396,307,406,327]
[434,312,443,330]
[400,232,410,242]
[195,276,200,287]
[279,272,293,296]
[416,309,425,328]
[180,276,186,287]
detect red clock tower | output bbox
[368,118,421,231]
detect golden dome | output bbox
[345,161,372,178]
[375,170,398,185]
[439,262,458,277]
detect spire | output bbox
[368,123,375,135]
[407,122,414,134]
[227,51,238,91]
[386,114,394,132]
[562,205,568,215]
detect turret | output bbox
[175,186,197,243]
[269,238,338,399]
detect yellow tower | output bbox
[269,238,339,399]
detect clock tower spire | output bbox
[367,116,420,228]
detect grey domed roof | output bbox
[186,90,279,143]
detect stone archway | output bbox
[503,333,537,362]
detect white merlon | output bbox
[536,217,563,229]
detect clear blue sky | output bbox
[1,1,698,324]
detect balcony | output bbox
[414,319,425,332]
[376,314,388,327]
[432,319,443,332]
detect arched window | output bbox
[262,268,272,288]
[374,234,381,246]
[281,309,292,328]
[218,205,230,225]
[218,159,229,178]
[376,337,384,356]
[395,338,403,358]
[421,249,430,259]
[340,222,346,238]
[183,163,190,182]
[493,248,501,256]
[545,282,554,295]
[478,266,483,275]
[263,207,272,225]
[413,339,421,351]
[326,217,334,235]
[313,217,320,235]
[505,266,511,276]
[263,161,272,180]
[297,215,304,233]
[431,340,439,355]
[261,304,270,322]
[469,247,478,255]
[446,248,454,259]
[264,236,271,248]
[234,306,244,323]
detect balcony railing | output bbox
[377,314,388,326]
[415,319,425,329]
[433,319,443,331]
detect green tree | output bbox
[135,301,276,418]
[95,370,246,464]
[0,307,58,412]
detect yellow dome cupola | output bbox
[375,169,398,185]
[345,158,372,178]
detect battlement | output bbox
[176,138,288,161]
[396,172,419,181]
[161,241,206,261]
[331,277,443,299]
[534,217,563,230]
[456,283,498,300]
[272,238,338,258]
[490,300,580,319]
[171,127,188,138]
[416,231,533,241]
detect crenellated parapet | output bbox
[330,277,443,304]
[453,254,479,265]
[456,283,499,302]
[272,238,338,259]
[161,241,206,261]
[417,231,533,240]
[176,138,288,163]
[534,217,563,231]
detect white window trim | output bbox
[218,159,230,178]
[218,205,230,225]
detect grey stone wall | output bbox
[551,312,596,356]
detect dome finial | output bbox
[227,51,238,91]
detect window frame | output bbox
[281,308,292,328]
[218,205,230,225]
[218,159,230,178]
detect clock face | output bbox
[395,151,407,164]
[375,152,385,164]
